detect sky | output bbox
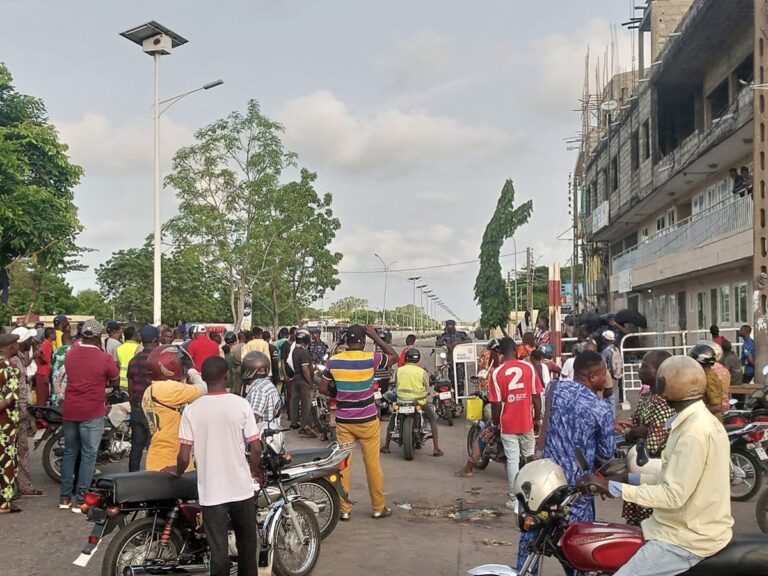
[1,0,634,322]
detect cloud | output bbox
[277,91,514,174]
[378,30,461,94]
[56,113,194,176]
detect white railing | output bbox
[613,195,753,274]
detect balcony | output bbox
[612,194,753,282]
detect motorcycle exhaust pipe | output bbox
[122,564,210,575]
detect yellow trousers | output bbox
[336,419,386,514]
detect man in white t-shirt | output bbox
[172,356,262,576]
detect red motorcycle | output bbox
[468,449,767,576]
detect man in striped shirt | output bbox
[320,324,398,521]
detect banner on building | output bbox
[618,269,633,294]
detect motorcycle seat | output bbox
[686,535,768,576]
[94,471,199,504]
[28,405,63,423]
[724,424,750,434]
[286,446,335,466]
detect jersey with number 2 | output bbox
[489,360,543,434]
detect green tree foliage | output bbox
[328,297,369,318]
[0,260,77,323]
[165,100,341,330]
[73,289,112,320]
[0,63,84,278]
[474,180,532,332]
[96,241,231,324]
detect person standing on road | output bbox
[187,325,220,372]
[10,327,44,498]
[320,324,398,520]
[53,315,70,350]
[436,320,471,394]
[720,340,742,392]
[172,356,261,576]
[116,326,140,391]
[243,351,282,443]
[488,337,542,508]
[126,326,159,472]
[104,321,123,362]
[534,315,551,346]
[59,320,119,512]
[516,351,614,575]
[36,327,55,407]
[0,333,22,514]
[290,330,316,438]
[600,331,622,415]
[739,324,755,383]
[241,326,271,377]
[308,327,329,365]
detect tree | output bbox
[0,260,77,323]
[165,100,339,330]
[474,180,533,333]
[328,297,369,319]
[0,63,85,305]
[73,289,112,320]
[96,241,232,324]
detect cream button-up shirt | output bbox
[621,400,733,557]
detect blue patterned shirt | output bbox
[543,379,615,485]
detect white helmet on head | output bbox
[626,445,663,475]
[512,459,568,513]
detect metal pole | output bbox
[512,236,519,313]
[153,52,162,325]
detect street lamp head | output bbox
[407,276,422,282]
[203,79,224,90]
[120,21,188,55]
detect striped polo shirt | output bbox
[325,350,386,424]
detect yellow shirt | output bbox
[54,329,63,350]
[116,341,139,389]
[143,379,204,471]
[621,401,733,557]
[395,363,429,404]
[241,339,272,375]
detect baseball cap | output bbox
[309,327,321,334]
[192,324,207,334]
[105,320,121,333]
[82,319,105,338]
[0,333,20,347]
[53,314,68,324]
[602,330,616,342]
[140,325,160,343]
[11,327,35,343]
[346,324,366,343]
[445,319,456,326]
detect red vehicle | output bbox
[468,454,767,576]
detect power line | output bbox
[338,249,529,275]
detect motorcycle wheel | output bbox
[42,431,64,483]
[731,448,763,501]
[272,500,321,576]
[402,417,415,461]
[101,517,184,576]
[756,488,768,533]
[466,426,490,470]
[444,403,454,427]
[287,478,341,540]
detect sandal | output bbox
[0,506,22,514]
[380,446,391,454]
[433,450,444,457]
[453,470,473,478]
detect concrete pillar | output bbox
[753,0,768,387]
[650,0,694,60]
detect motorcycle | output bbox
[465,384,505,471]
[389,398,432,461]
[430,361,463,425]
[724,389,768,426]
[29,389,132,482]
[467,446,768,576]
[727,421,768,501]
[311,356,336,442]
[75,426,327,576]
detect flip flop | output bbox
[453,470,473,477]
[380,447,391,453]
[433,450,444,457]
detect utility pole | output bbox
[571,173,580,315]
[753,0,768,387]
[408,277,421,332]
[526,247,534,315]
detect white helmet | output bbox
[626,445,663,475]
[512,459,568,513]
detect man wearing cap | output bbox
[59,320,119,512]
[0,332,22,513]
[320,325,398,520]
[126,326,160,472]
[187,325,221,372]
[601,330,622,416]
[436,320,471,393]
[308,328,328,365]
[116,326,141,391]
[53,315,70,350]
[10,327,44,497]
[105,321,123,362]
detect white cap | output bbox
[192,324,207,334]
[11,327,36,343]
[602,330,616,342]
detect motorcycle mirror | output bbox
[635,439,649,468]
[574,447,589,471]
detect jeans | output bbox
[129,401,150,472]
[336,420,386,514]
[614,540,703,576]
[500,431,535,496]
[60,418,104,503]
[202,496,258,576]
[290,379,312,429]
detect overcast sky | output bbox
[2,0,633,321]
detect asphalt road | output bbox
[1,337,764,576]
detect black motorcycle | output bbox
[28,389,132,482]
[390,399,431,461]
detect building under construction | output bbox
[574,0,766,358]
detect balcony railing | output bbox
[612,194,753,274]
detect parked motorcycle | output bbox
[390,399,431,461]
[724,389,768,426]
[430,369,462,426]
[728,421,768,501]
[311,356,336,442]
[465,385,505,471]
[76,426,324,576]
[467,447,767,576]
[29,389,132,482]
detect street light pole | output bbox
[407,277,421,331]
[373,253,397,327]
[152,52,162,325]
